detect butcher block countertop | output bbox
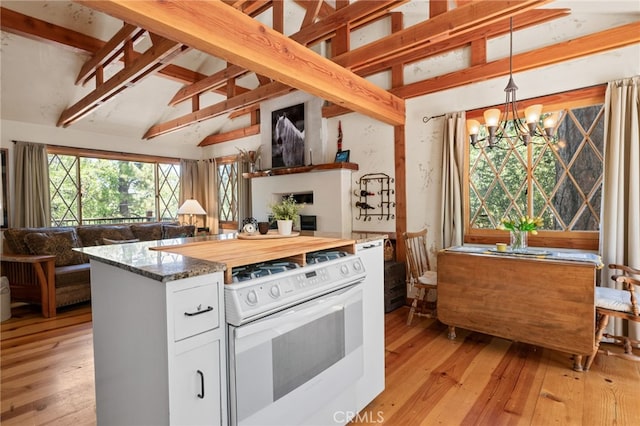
[77,231,380,283]
[150,235,356,284]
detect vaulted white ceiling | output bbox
[1,0,638,153]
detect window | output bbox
[216,155,239,229]
[48,147,180,226]
[465,86,605,249]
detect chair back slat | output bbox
[403,229,430,283]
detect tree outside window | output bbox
[466,93,604,250]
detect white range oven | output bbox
[225,250,366,426]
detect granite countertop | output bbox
[78,231,388,283]
[77,234,232,283]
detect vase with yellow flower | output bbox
[497,215,543,252]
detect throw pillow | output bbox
[162,224,195,239]
[24,231,87,267]
[130,223,163,241]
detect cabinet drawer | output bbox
[173,283,219,341]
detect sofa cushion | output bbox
[77,225,136,247]
[103,238,140,245]
[55,263,91,307]
[162,224,195,239]
[24,231,87,267]
[56,263,91,287]
[4,227,78,255]
[130,223,163,241]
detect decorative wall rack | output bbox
[354,172,395,221]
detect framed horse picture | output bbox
[272,103,305,168]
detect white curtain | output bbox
[237,160,252,229]
[179,159,219,232]
[600,76,640,340]
[441,112,466,248]
[14,141,51,227]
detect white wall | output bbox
[251,169,353,233]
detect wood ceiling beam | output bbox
[0,6,215,88]
[75,23,142,85]
[84,0,405,126]
[300,0,324,27]
[322,8,569,118]
[167,0,406,108]
[0,6,103,53]
[239,0,273,17]
[228,104,260,119]
[291,0,407,46]
[169,65,249,106]
[198,124,261,147]
[144,81,294,139]
[391,21,640,99]
[57,35,184,128]
[333,0,552,70]
[354,8,570,75]
[430,0,448,18]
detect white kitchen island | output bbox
[80,232,386,426]
[80,237,228,426]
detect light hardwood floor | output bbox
[1,303,639,425]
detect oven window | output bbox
[272,309,345,400]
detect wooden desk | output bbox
[437,249,597,370]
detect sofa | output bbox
[1,222,195,318]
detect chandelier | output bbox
[467,18,557,149]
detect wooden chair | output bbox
[584,264,640,371]
[403,229,437,325]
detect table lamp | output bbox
[177,199,206,226]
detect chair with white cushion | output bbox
[584,264,640,371]
[403,229,437,325]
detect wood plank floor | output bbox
[1,303,639,425]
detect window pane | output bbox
[218,162,238,222]
[80,158,155,224]
[467,101,604,238]
[158,163,180,222]
[49,154,80,227]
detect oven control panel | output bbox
[225,255,365,326]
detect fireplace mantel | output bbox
[243,162,358,178]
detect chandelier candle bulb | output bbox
[525,104,543,124]
[484,109,501,127]
[464,18,558,149]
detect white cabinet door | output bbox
[171,338,223,425]
[355,240,385,413]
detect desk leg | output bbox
[447,326,456,340]
[573,355,584,372]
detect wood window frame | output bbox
[463,85,606,250]
[46,145,180,226]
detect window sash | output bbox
[464,86,605,250]
[47,146,180,227]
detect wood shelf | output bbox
[242,162,358,178]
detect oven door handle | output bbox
[233,282,363,341]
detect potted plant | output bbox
[270,194,303,235]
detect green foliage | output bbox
[270,194,303,221]
[497,215,543,234]
[48,154,180,225]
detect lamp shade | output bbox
[177,199,206,215]
[483,109,501,127]
[524,104,543,124]
[466,119,480,135]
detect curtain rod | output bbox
[422,113,445,124]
